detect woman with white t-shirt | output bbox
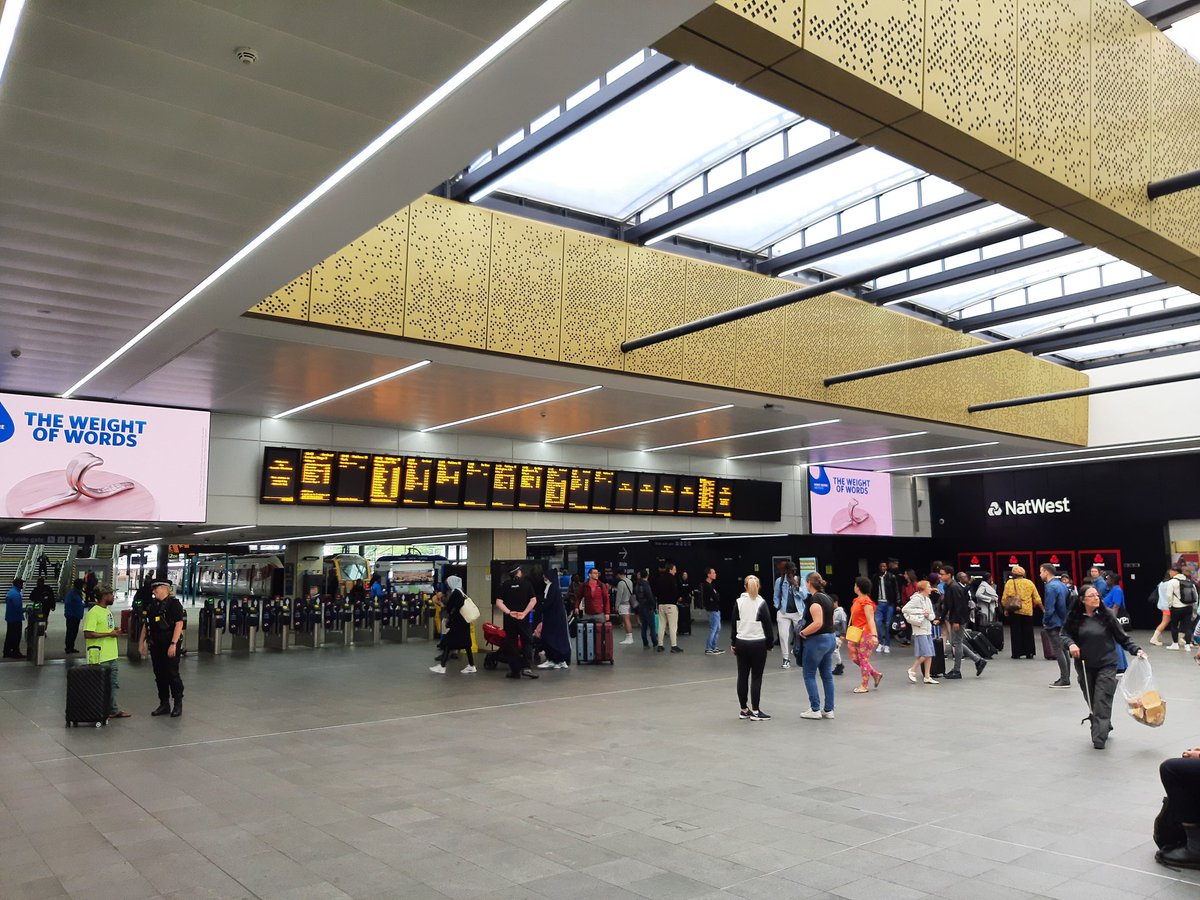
[731,575,776,722]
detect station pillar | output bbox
[467,529,526,609]
[285,542,325,595]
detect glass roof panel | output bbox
[1162,12,1200,62]
[490,66,798,219]
[1051,322,1200,362]
[986,287,1197,339]
[676,149,919,251]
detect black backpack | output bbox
[1179,578,1198,606]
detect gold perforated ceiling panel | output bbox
[309,208,408,335]
[803,0,924,105]
[487,214,563,359]
[561,231,628,370]
[405,196,491,348]
[1150,33,1200,257]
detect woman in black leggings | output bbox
[430,576,475,675]
[1156,747,1200,869]
[731,575,775,722]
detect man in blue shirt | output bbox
[773,565,805,670]
[4,577,25,660]
[1089,566,1109,600]
[1042,564,1071,688]
[63,578,86,655]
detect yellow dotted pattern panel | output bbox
[1016,0,1091,193]
[309,209,408,334]
[624,245,686,380]
[804,0,924,103]
[249,272,309,321]
[561,231,628,371]
[682,261,743,389]
[404,196,491,348]
[1150,34,1200,256]
[1091,0,1152,227]
[719,0,804,44]
[924,0,1018,155]
[487,214,563,360]
[736,272,794,396]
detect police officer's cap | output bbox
[150,579,173,589]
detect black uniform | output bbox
[145,594,185,706]
[499,577,536,676]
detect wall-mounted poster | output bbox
[808,466,894,536]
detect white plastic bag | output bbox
[1119,655,1165,727]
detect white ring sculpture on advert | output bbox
[19,452,136,514]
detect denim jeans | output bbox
[99,659,121,715]
[875,603,895,646]
[801,632,837,712]
[640,612,658,647]
[706,611,721,651]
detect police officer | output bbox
[495,565,538,679]
[139,580,185,717]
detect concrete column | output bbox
[285,542,325,595]
[467,529,526,608]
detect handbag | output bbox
[846,625,864,643]
[460,596,480,624]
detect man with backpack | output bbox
[1165,565,1197,652]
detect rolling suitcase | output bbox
[966,630,996,659]
[66,653,110,728]
[594,621,613,663]
[984,622,1004,653]
[930,626,946,678]
[1040,628,1058,660]
[676,601,691,636]
[576,622,594,663]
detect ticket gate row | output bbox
[195,593,439,655]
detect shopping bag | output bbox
[460,595,481,624]
[1120,655,1165,727]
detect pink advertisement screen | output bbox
[808,466,894,536]
[0,393,210,523]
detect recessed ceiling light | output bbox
[58,0,571,399]
[645,418,841,452]
[0,0,25,87]
[818,442,999,466]
[273,360,430,419]
[543,404,733,444]
[422,385,601,433]
[729,431,928,461]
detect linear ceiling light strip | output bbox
[886,435,1200,473]
[818,441,999,466]
[914,445,1200,478]
[0,0,25,87]
[192,525,256,536]
[729,431,928,461]
[273,361,430,419]
[59,0,572,399]
[542,404,733,443]
[421,385,601,432]
[235,527,410,544]
[645,418,841,452]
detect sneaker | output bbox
[711,648,725,655]
[520,669,539,679]
[944,670,962,680]
[799,710,823,720]
[751,710,771,721]
[1149,636,1163,646]
[705,648,717,654]
[429,665,446,674]
[1165,643,1180,651]
[782,660,791,670]
[975,659,987,677]
[833,664,844,676]
[554,662,569,669]
[620,635,634,645]
[536,660,555,669]
[907,669,918,683]
[739,709,753,720]
[881,645,890,654]
[670,646,683,653]
[821,711,835,719]
[656,645,665,653]
[1049,681,1072,688]
[462,665,477,674]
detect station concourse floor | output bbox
[2,621,1199,900]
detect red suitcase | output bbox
[594,621,613,664]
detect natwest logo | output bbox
[987,496,1071,517]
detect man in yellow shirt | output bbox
[82,589,131,719]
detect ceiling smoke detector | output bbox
[234,46,258,65]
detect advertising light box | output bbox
[808,466,894,536]
[0,392,210,523]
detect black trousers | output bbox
[1169,607,1194,644]
[1010,615,1036,658]
[64,616,81,652]
[4,621,21,656]
[440,644,473,667]
[505,617,533,675]
[149,642,184,703]
[735,640,768,710]
[1161,757,1200,826]
[1076,662,1117,745]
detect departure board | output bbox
[591,470,615,512]
[518,465,546,510]
[656,475,678,514]
[260,448,300,504]
[335,452,370,504]
[544,467,570,511]
[568,469,593,511]
[258,448,780,520]
[635,474,657,513]
[491,463,517,509]
[298,450,337,504]
[697,477,717,516]
[369,455,404,505]
[433,459,464,507]
[402,457,434,507]
[614,472,636,513]
[463,461,492,508]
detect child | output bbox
[902,580,939,684]
[830,593,846,676]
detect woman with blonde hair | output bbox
[731,574,775,721]
[902,580,940,684]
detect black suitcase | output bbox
[984,622,1004,652]
[66,663,111,727]
[966,630,996,659]
[930,626,946,678]
[676,601,691,636]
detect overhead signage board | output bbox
[0,392,209,523]
[0,533,91,546]
[258,447,782,521]
[808,466,894,536]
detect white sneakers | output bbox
[1166,642,1180,651]
[881,645,890,654]
[462,665,477,674]
[1150,635,1163,646]
[536,660,556,669]
[429,664,446,674]
[620,635,634,645]
[799,710,823,720]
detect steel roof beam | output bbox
[760,193,991,277]
[1074,340,1200,369]
[968,369,1200,412]
[948,275,1167,332]
[1135,0,1200,28]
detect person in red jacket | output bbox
[579,568,610,622]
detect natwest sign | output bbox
[987,496,1071,517]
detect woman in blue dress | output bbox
[1102,573,1128,673]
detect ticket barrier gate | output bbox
[322,595,353,647]
[125,605,146,662]
[229,597,260,655]
[263,596,291,651]
[352,596,381,646]
[293,595,325,648]
[380,595,407,643]
[197,597,228,655]
[24,602,46,666]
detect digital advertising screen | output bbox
[0,393,211,523]
[808,466,894,536]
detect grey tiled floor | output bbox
[2,625,1199,899]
